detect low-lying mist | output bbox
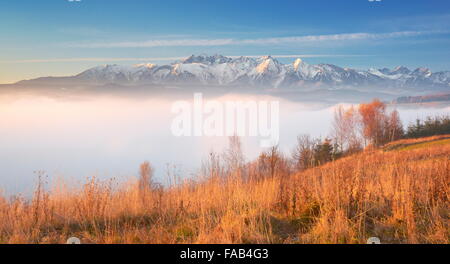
[0,89,448,195]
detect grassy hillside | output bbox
[383,135,450,151]
[0,135,448,244]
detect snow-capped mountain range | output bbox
[17,54,450,92]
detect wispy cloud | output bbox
[67,30,438,48]
[238,31,427,44]
[0,54,370,64]
[70,39,235,48]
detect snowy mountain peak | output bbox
[260,55,273,60]
[255,56,281,73]
[182,54,231,65]
[413,67,431,75]
[171,63,181,75]
[293,58,303,71]
[392,66,411,75]
[135,63,156,68]
[78,64,133,76]
[25,54,449,90]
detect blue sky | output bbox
[0,0,449,83]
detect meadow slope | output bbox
[0,136,448,244]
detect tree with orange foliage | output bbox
[358,99,404,147]
[358,99,388,146]
[331,99,404,152]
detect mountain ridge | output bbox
[14,54,450,93]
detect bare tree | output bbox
[138,161,155,203]
[223,135,245,172]
[292,134,315,171]
[202,151,224,180]
[387,109,404,142]
[345,106,363,153]
[331,105,363,154]
[257,145,287,179]
[332,105,347,153]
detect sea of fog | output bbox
[0,92,449,195]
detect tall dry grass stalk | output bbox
[0,137,448,244]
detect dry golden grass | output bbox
[383,134,450,151]
[0,136,448,244]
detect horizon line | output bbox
[0,54,371,64]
